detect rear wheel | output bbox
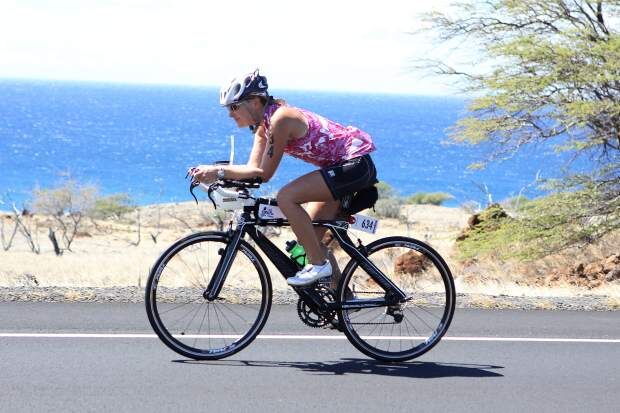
[145,232,272,360]
[338,236,455,362]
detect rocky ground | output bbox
[537,254,620,289]
[0,286,617,311]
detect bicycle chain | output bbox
[298,289,406,327]
[342,290,405,325]
[348,321,399,325]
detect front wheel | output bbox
[145,232,272,360]
[337,236,455,362]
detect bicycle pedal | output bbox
[324,318,344,332]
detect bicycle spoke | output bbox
[217,301,255,324]
[403,314,422,336]
[181,301,207,335]
[157,295,204,315]
[402,316,418,349]
[347,309,384,324]
[411,302,444,321]
[366,314,385,337]
[164,300,205,332]
[193,303,210,348]
[387,323,395,352]
[213,302,240,334]
[207,302,212,350]
[406,307,436,332]
[193,250,210,287]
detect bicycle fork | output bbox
[203,227,245,301]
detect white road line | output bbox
[0,333,619,343]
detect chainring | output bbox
[296,284,336,328]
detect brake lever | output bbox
[186,171,201,204]
[207,184,217,209]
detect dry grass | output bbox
[607,297,620,310]
[1,202,618,299]
[467,294,503,309]
[453,231,620,298]
[63,289,96,301]
[532,299,557,310]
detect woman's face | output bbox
[226,99,257,128]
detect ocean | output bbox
[0,79,584,210]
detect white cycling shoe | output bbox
[287,260,332,287]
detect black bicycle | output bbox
[145,178,455,362]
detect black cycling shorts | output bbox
[320,154,378,200]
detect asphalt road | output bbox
[0,303,619,412]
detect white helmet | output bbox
[219,69,269,106]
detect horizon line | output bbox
[0,75,468,100]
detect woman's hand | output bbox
[188,165,218,184]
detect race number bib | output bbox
[258,204,287,220]
[349,214,379,234]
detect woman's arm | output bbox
[247,127,267,168]
[190,108,304,183]
[254,113,293,182]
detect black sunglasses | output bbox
[227,101,246,112]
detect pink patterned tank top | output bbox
[263,103,375,168]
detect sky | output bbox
[0,0,459,95]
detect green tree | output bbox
[421,0,620,257]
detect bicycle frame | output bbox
[204,208,408,310]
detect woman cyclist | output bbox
[189,69,377,287]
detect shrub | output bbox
[376,181,397,199]
[500,195,530,215]
[33,180,97,217]
[92,194,135,219]
[371,198,402,219]
[456,203,518,261]
[406,192,454,206]
[32,180,98,251]
[456,188,619,261]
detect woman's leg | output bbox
[305,201,342,288]
[277,170,337,265]
[305,200,341,242]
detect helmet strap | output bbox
[248,95,273,133]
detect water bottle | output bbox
[285,240,308,267]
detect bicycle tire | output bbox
[337,236,455,362]
[145,231,272,360]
